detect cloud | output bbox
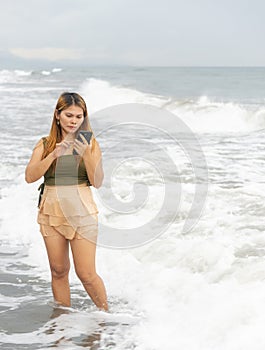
[1,0,265,66]
[9,47,83,61]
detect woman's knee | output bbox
[50,263,70,279]
[76,269,98,285]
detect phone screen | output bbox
[77,131,93,144]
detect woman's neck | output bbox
[61,131,76,142]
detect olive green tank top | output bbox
[42,137,91,186]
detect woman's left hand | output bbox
[73,134,92,157]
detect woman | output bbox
[25,92,108,311]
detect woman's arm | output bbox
[25,138,56,183]
[82,138,104,188]
[25,138,73,183]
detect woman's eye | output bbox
[65,114,83,119]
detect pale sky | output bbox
[1,0,265,67]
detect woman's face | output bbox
[57,105,84,137]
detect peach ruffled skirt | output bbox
[37,183,99,241]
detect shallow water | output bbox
[1,66,265,349]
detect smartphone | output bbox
[73,131,93,155]
[77,130,93,143]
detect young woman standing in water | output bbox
[25,92,108,311]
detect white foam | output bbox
[1,74,265,348]
[0,309,139,348]
[168,96,262,133]
[0,69,32,83]
[1,167,265,349]
[41,70,51,76]
[0,294,35,309]
[80,78,168,115]
[52,68,62,73]
[14,69,32,76]
[81,79,265,134]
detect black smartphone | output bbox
[73,131,93,155]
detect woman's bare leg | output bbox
[43,234,71,307]
[70,237,108,311]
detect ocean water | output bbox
[1,66,265,349]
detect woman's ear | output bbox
[55,109,60,118]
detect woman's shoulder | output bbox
[41,136,49,144]
[34,136,49,150]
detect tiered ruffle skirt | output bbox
[37,183,99,241]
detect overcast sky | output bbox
[1,0,265,67]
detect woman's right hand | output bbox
[52,140,72,159]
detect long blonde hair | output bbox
[42,92,95,160]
